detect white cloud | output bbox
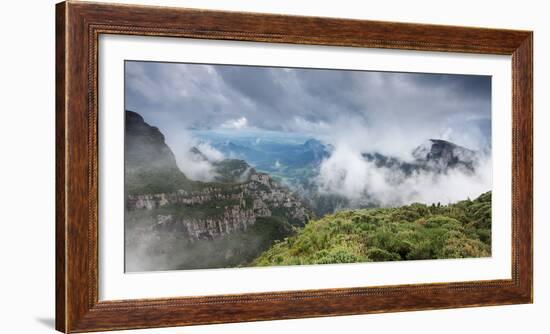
[313,115,491,207]
[316,141,492,207]
[127,62,491,155]
[126,61,492,205]
[317,145,369,200]
[220,117,249,129]
[196,142,224,162]
[165,131,225,182]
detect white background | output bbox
[0,0,547,333]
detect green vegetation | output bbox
[125,168,197,195]
[125,165,251,195]
[252,191,491,266]
[213,159,250,183]
[127,199,242,222]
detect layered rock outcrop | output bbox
[128,170,310,240]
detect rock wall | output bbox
[128,171,310,240]
[153,205,257,240]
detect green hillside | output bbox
[252,191,491,266]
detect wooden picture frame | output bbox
[56,1,533,332]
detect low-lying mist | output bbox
[125,214,292,272]
[317,151,491,207]
[167,131,225,182]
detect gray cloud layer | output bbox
[125,61,491,156]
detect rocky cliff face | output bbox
[412,139,478,172]
[126,110,178,171]
[125,110,311,242]
[127,169,310,240]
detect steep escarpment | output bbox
[125,110,194,194]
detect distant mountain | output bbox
[208,137,330,191]
[412,139,478,172]
[303,138,329,160]
[215,141,265,162]
[288,138,330,167]
[364,139,479,175]
[212,138,330,170]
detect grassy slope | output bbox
[252,191,491,266]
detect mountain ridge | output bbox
[363,138,480,177]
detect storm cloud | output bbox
[126,61,492,205]
[126,61,491,156]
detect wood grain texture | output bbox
[55,1,533,332]
[55,2,67,332]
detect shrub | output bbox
[366,248,401,262]
[315,248,365,264]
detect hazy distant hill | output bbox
[211,138,330,169]
[205,133,479,184]
[207,136,329,186]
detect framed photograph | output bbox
[56,1,532,332]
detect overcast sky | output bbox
[125,60,491,157]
